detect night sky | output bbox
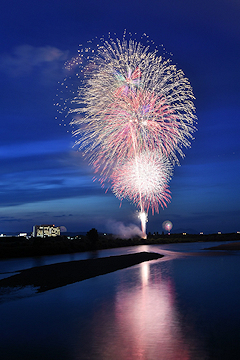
[0,0,239,235]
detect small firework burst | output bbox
[111,151,172,214]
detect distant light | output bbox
[237,231,240,234]
[200,232,203,235]
[104,233,106,236]
[218,232,222,235]
[19,233,27,237]
[183,232,186,235]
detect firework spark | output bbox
[61,34,197,237]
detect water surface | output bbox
[1,242,240,359]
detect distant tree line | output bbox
[0,229,239,258]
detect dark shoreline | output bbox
[1,232,240,259]
[0,252,162,293]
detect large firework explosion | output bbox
[58,33,197,238]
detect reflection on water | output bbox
[1,244,240,359]
[0,240,234,275]
[113,264,190,359]
[74,260,206,360]
[140,260,150,286]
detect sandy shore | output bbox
[206,241,240,251]
[0,252,162,293]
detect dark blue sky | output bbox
[0,0,239,235]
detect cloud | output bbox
[0,45,68,84]
[0,174,103,207]
[0,137,108,208]
[0,138,71,160]
[0,216,28,223]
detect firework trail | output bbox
[60,34,197,237]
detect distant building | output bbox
[33,225,61,238]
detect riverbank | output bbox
[0,232,239,259]
[0,252,162,293]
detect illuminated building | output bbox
[33,225,60,238]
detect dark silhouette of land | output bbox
[0,252,162,293]
[86,228,99,247]
[0,232,239,259]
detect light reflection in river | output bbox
[75,260,206,360]
[2,244,240,359]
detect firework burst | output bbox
[59,33,197,237]
[70,36,196,174]
[111,152,172,214]
[111,151,172,236]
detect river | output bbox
[1,241,240,359]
